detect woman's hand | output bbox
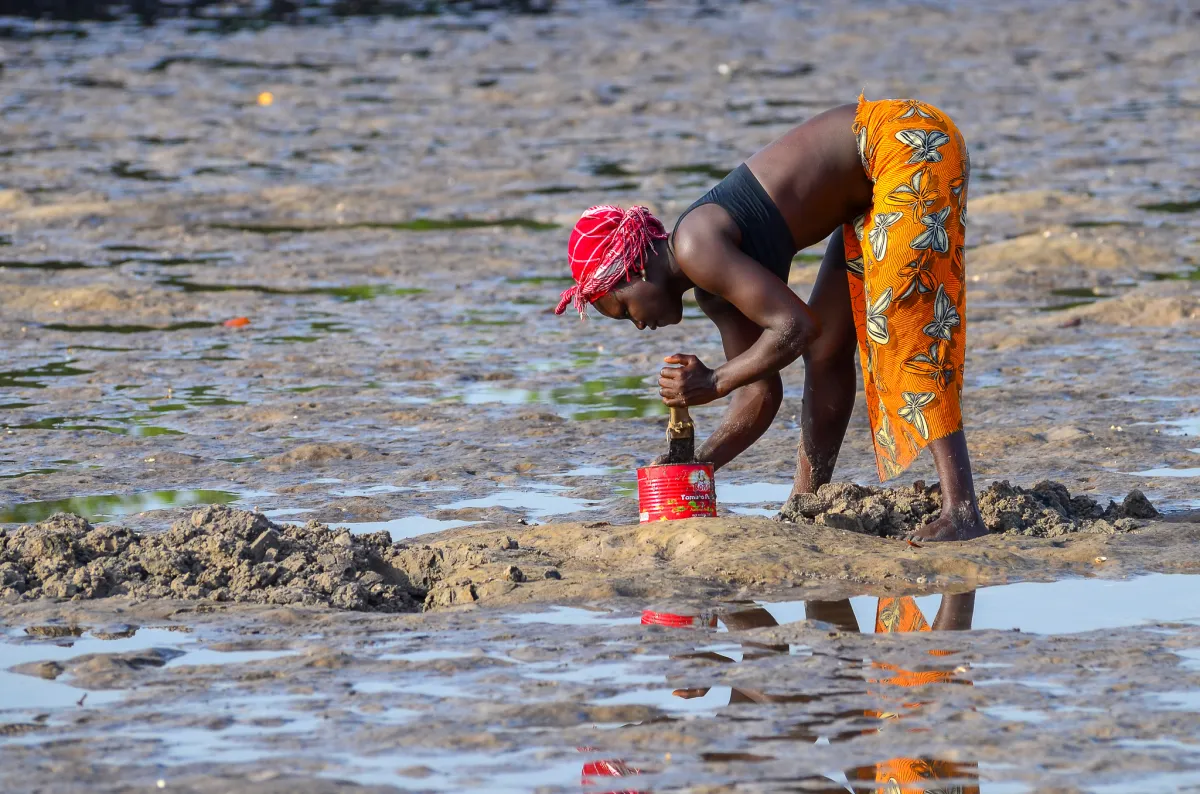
[659,353,720,406]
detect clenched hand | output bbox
[659,353,720,407]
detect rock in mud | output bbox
[0,506,433,611]
[779,480,1156,538]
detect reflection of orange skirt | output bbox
[848,758,981,794]
[856,597,979,793]
[843,96,970,481]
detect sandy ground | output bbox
[1,0,1200,789]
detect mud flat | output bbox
[4,486,1199,614]
[2,0,1200,789]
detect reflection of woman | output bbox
[677,597,981,794]
[629,598,980,792]
[854,593,979,794]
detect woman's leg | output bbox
[912,431,987,540]
[850,97,986,540]
[791,228,860,498]
[805,598,861,633]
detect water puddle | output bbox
[0,489,242,524]
[336,516,474,539]
[516,574,1200,635]
[0,259,99,270]
[526,181,639,195]
[0,467,60,480]
[114,251,234,267]
[159,276,425,302]
[504,274,574,286]
[260,319,352,345]
[588,160,637,178]
[1140,198,1200,213]
[560,465,621,478]
[109,160,178,182]
[508,607,643,627]
[718,481,792,517]
[1128,466,1200,478]
[208,218,557,234]
[758,574,1200,635]
[1146,416,1200,437]
[438,486,601,518]
[329,485,601,537]
[664,163,732,180]
[1148,266,1200,281]
[0,360,92,389]
[41,321,217,334]
[459,376,666,420]
[0,625,295,740]
[3,414,184,436]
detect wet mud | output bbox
[11,501,1200,617]
[2,0,1200,789]
[0,507,431,610]
[780,480,1159,538]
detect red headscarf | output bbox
[554,204,668,318]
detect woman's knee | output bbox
[805,332,857,373]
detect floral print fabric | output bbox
[844,96,971,481]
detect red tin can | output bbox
[636,462,717,523]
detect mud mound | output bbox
[779,480,1157,538]
[1062,287,1200,327]
[0,506,448,611]
[969,233,1158,274]
[261,443,388,470]
[968,189,1090,215]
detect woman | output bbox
[553,96,985,542]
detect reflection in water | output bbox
[159,276,425,302]
[845,758,980,794]
[0,360,92,389]
[0,489,241,524]
[462,376,666,420]
[208,217,557,234]
[587,595,980,792]
[579,754,646,794]
[545,376,666,421]
[41,321,217,334]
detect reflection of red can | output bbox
[581,757,646,794]
[641,610,718,629]
[637,463,717,523]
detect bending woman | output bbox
[553,96,984,541]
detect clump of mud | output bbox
[779,480,1157,538]
[0,506,477,611]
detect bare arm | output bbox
[692,301,783,471]
[661,208,820,406]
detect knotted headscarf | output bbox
[554,204,668,319]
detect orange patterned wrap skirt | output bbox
[842,96,970,481]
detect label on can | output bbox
[637,463,718,523]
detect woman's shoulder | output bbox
[671,202,740,263]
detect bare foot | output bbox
[908,504,988,542]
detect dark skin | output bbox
[592,105,987,542]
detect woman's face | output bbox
[592,275,682,330]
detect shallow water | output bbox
[0,489,241,524]
[2,0,1200,789]
[5,575,1200,791]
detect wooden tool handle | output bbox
[667,405,694,440]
